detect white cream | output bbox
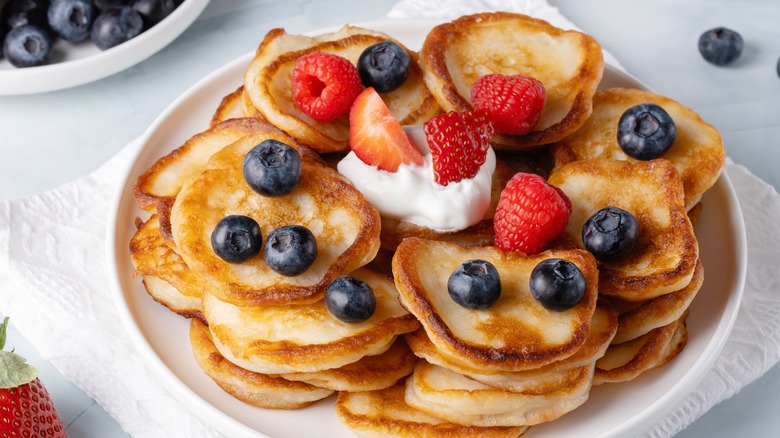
[337,125,496,232]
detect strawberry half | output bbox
[349,87,424,172]
[0,317,66,438]
[423,109,494,186]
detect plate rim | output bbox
[106,18,748,438]
[0,0,211,95]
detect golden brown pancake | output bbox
[189,318,333,409]
[548,158,699,301]
[244,25,440,154]
[210,86,251,127]
[393,238,599,372]
[335,382,529,438]
[419,12,603,150]
[553,88,726,210]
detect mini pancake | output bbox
[378,158,516,250]
[593,316,688,386]
[393,238,599,372]
[202,267,420,374]
[405,360,593,427]
[548,158,699,301]
[189,318,333,409]
[129,215,202,318]
[553,88,726,210]
[281,337,417,392]
[134,117,295,213]
[405,304,616,394]
[607,258,703,344]
[335,382,528,438]
[419,12,603,150]
[171,139,381,306]
[244,25,440,154]
[209,86,251,127]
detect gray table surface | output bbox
[1,0,778,436]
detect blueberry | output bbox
[94,0,129,10]
[357,41,411,93]
[529,258,586,311]
[447,259,501,309]
[264,225,317,276]
[698,27,743,66]
[325,275,377,323]
[243,140,302,197]
[3,25,52,67]
[131,0,175,28]
[211,215,262,263]
[47,0,94,42]
[4,0,49,30]
[90,6,142,50]
[581,207,638,262]
[617,103,677,160]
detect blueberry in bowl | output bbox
[698,27,743,66]
[3,24,53,67]
[132,0,176,28]
[48,0,95,42]
[90,5,143,50]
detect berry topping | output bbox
[132,0,176,27]
[617,103,677,160]
[0,318,66,438]
[423,109,494,186]
[581,206,639,261]
[529,258,587,311]
[211,215,263,263]
[48,0,95,42]
[493,172,571,255]
[325,275,377,323]
[471,73,546,135]
[357,40,412,93]
[243,139,302,197]
[447,259,502,309]
[264,225,317,276]
[698,27,743,66]
[293,51,363,122]
[349,87,424,171]
[2,24,52,67]
[4,0,49,31]
[90,6,143,50]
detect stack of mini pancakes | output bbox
[127,11,726,438]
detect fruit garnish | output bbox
[357,40,411,93]
[447,259,502,310]
[698,27,743,66]
[243,139,302,197]
[529,258,586,311]
[581,206,639,261]
[90,6,144,50]
[48,0,95,42]
[423,109,494,186]
[293,51,363,122]
[617,103,677,160]
[264,225,318,276]
[0,317,66,438]
[493,172,571,254]
[470,73,546,135]
[325,276,377,323]
[211,215,263,263]
[349,87,424,171]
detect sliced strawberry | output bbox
[349,87,424,172]
[423,109,494,186]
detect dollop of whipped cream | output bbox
[337,125,496,232]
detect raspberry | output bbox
[423,109,494,186]
[493,173,571,254]
[292,52,363,122]
[471,73,546,135]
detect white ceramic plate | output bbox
[0,0,210,95]
[107,19,748,438]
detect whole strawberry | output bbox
[423,109,494,186]
[494,173,571,254]
[292,51,364,122]
[471,73,546,135]
[0,317,66,438]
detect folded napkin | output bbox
[0,1,778,437]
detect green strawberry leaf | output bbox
[0,351,38,388]
[0,316,8,350]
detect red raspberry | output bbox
[493,173,571,254]
[471,73,546,135]
[423,109,494,186]
[292,52,363,122]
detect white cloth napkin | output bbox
[0,1,778,437]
